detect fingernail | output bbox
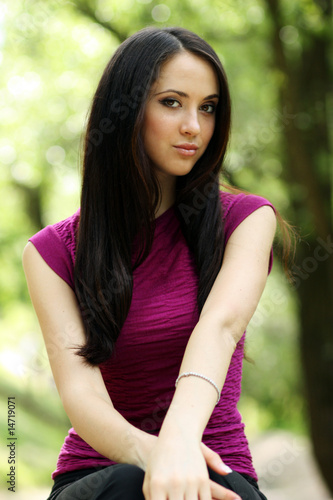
[220,464,233,474]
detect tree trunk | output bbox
[264,0,333,492]
[297,240,333,489]
[13,182,44,230]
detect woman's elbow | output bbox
[199,308,247,347]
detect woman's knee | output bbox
[57,464,145,500]
[208,467,266,500]
[100,464,145,499]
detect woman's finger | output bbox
[200,443,233,476]
[142,476,149,500]
[198,477,215,500]
[210,479,241,500]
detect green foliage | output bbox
[239,264,305,437]
[0,369,69,488]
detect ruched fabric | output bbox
[29,191,275,482]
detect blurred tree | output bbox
[262,0,333,490]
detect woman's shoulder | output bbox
[51,208,81,248]
[219,188,275,244]
[28,209,80,290]
[220,188,274,214]
[29,209,80,252]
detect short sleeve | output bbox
[220,190,276,274]
[28,210,80,290]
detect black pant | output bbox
[47,464,268,500]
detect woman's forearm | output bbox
[160,312,240,440]
[61,386,156,469]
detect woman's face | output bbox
[142,51,219,184]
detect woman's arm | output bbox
[165,205,276,433]
[143,205,277,499]
[22,242,155,469]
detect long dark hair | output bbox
[74,27,231,365]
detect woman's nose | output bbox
[180,111,201,136]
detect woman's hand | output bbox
[142,432,241,500]
[200,442,232,476]
[200,443,239,500]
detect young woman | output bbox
[23,27,277,500]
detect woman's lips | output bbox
[174,144,199,156]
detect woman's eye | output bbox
[160,98,180,108]
[201,103,216,114]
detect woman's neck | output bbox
[154,174,176,219]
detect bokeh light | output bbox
[151,4,171,23]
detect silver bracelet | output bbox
[175,371,221,405]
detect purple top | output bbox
[29,191,274,481]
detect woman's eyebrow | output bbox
[154,89,219,100]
